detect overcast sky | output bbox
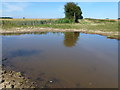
[2,2,118,19]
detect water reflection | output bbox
[64,32,80,47]
[1,32,48,36]
[7,49,41,59]
[2,32,118,88]
[2,32,80,47]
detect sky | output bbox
[1,2,118,19]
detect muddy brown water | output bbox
[2,32,118,88]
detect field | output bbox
[0,18,119,39]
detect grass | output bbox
[0,18,119,39]
[1,18,118,31]
[0,18,75,29]
[35,22,118,32]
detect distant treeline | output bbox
[0,17,13,19]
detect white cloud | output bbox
[3,2,29,13]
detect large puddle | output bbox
[2,32,118,88]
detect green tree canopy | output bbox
[64,2,83,23]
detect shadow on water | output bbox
[6,49,42,59]
[64,32,80,47]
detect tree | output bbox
[0,17,13,19]
[64,2,83,23]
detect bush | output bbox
[55,18,74,23]
[1,18,76,29]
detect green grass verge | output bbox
[1,19,118,33]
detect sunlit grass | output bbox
[1,18,118,32]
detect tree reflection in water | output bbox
[64,32,80,47]
[2,32,80,48]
